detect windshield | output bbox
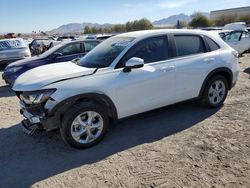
[78,37,134,68]
[0,39,26,51]
[37,42,63,58]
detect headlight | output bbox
[20,89,56,105]
[6,66,23,73]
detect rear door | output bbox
[223,31,242,53]
[170,34,217,101]
[240,31,250,52]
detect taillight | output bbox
[232,51,239,58]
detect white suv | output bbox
[13,29,239,148]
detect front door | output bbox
[112,36,176,118]
[52,42,84,63]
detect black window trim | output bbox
[115,34,172,69]
[171,34,208,58]
[203,35,221,52]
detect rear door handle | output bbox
[203,58,215,63]
[160,66,175,72]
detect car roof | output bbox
[59,39,101,45]
[0,38,24,42]
[116,29,217,39]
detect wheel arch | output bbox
[199,67,233,97]
[48,92,118,123]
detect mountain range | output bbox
[47,13,210,34]
[48,23,113,34]
[153,12,210,26]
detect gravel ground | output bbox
[0,54,249,188]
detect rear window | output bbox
[0,39,26,50]
[205,36,220,51]
[174,35,205,57]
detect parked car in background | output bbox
[2,39,100,85]
[0,38,31,65]
[223,22,247,31]
[57,36,75,42]
[29,38,55,55]
[12,29,239,148]
[85,34,114,41]
[219,30,250,54]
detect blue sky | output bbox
[0,0,249,33]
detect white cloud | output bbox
[156,0,197,8]
[123,0,198,10]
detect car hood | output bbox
[12,61,96,91]
[7,55,42,67]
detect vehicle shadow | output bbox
[0,102,220,188]
[243,67,250,75]
[0,64,7,71]
[0,84,15,97]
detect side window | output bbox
[174,35,205,57]
[246,32,250,38]
[84,42,99,53]
[58,43,81,56]
[241,32,246,38]
[205,36,220,51]
[224,31,242,42]
[241,32,250,39]
[117,36,169,68]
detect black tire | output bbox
[60,101,109,149]
[201,75,229,108]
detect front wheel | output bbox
[201,75,229,108]
[60,102,109,149]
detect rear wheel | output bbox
[201,75,229,108]
[60,102,109,149]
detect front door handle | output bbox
[160,66,175,72]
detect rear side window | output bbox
[223,31,242,42]
[58,43,81,56]
[84,41,99,53]
[174,35,205,57]
[205,36,220,51]
[117,36,169,68]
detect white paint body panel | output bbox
[13,29,240,119]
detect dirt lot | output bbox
[0,55,249,188]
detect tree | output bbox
[137,18,153,30]
[83,18,153,34]
[126,18,153,32]
[189,12,212,28]
[176,20,188,29]
[84,26,92,34]
[126,21,133,32]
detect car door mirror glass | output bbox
[123,57,144,72]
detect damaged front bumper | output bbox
[19,101,60,133]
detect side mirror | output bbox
[53,52,63,58]
[123,57,144,72]
[72,58,81,64]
